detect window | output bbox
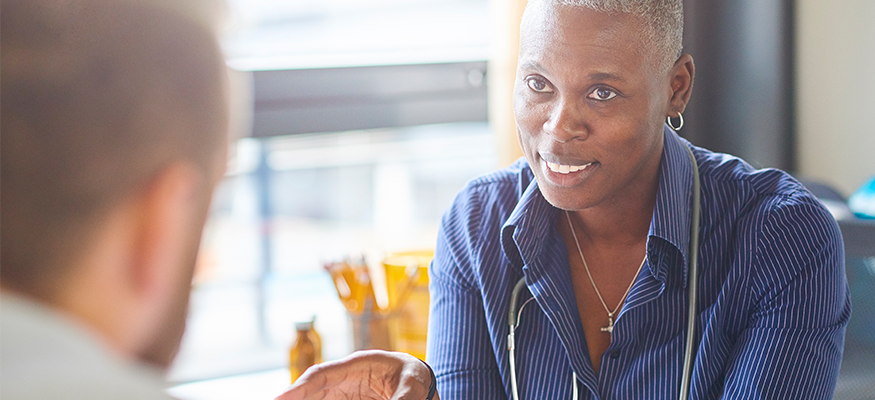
[168,0,492,382]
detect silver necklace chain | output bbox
[564,210,647,333]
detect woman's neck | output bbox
[566,180,658,248]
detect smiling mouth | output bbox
[545,161,594,174]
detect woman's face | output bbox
[514,2,675,212]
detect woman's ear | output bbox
[668,54,695,117]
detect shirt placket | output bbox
[595,256,667,394]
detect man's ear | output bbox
[126,162,202,322]
[667,54,695,117]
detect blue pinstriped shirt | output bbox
[426,128,850,399]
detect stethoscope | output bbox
[507,144,701,400]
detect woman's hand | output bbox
[275,350,439,400]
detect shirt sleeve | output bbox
[722,194,851,399]
[426,187,508,400]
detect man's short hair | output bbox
[541,0,684,73]
[1,0,228,298]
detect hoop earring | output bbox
[667,112,684,131]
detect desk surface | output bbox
[168,368,290,400]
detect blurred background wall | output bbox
[796,0,875,196]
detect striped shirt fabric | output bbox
[426,127,850,400]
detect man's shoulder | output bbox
[2,369,174,400]
[1,295,174,400]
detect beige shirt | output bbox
[0,294,175,399]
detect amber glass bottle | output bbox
[289,321,322,384]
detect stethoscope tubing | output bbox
[679,144,701,400]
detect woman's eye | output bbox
[526,77,551,93]
[587,87,617,101]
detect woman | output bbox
[426,0,849,399]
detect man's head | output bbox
[1,0,229,368]
[514,0,693,213]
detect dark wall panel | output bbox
[682,0,795,171]
[250,62,488,137]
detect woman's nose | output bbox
[543,99,588,143]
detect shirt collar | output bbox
[647,126,696,286]
[500,126,697,284]
[500,174,558,269]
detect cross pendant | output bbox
[600,315,614,333]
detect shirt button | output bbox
[608,350,621,359]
